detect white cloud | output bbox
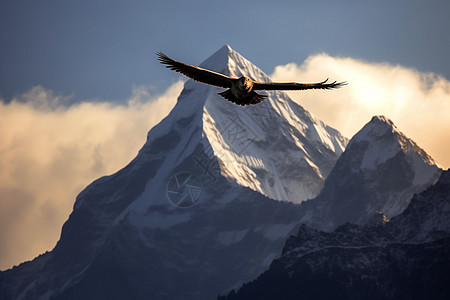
[270,53,450,169]
[0,81,183,270]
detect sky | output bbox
[1,0,450,270]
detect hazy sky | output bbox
[1,1,450,270]
[2,0,450,101]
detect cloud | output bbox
[270,53,450,169]
[0,81,183,270]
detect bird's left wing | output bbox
[253,79,347,91]
[157,52,232,88]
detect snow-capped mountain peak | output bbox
[351,115,395,144]
[300,115,441,230]
[128,45,348,211]
[198,45,269,80]
[198,46,347,202]
[350,115,439,187]
[351,115,437,172]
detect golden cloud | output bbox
[0,82,183,270]
[270,53,450,169]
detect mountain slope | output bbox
[221,170,450,300]
[0,45,347,300]
[300,115,441,231]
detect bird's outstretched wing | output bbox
[157,52,232,88]
[253,79,347,91]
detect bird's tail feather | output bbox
[218,89,267,106]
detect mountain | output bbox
[299,115,441,231]
[221,170,450,300]
[0,45,347,300]
[190,45,347,202]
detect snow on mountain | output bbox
[142,45,346,207]
[0,45,347,300]
[205,47,347,202]
[351,116,438,185]
[221,170,450,300]
[300,115,441,231]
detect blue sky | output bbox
[2,0,450,102]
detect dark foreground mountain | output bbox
[0,46,347,300]
[221,170,450,300]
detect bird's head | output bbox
[237,76,252,91]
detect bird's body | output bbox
[157,52,346,106]
[220,76,265,105]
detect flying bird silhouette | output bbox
[157,52,346,106]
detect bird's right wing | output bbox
[157,52,232,88]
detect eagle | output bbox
[157,52,346,106]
